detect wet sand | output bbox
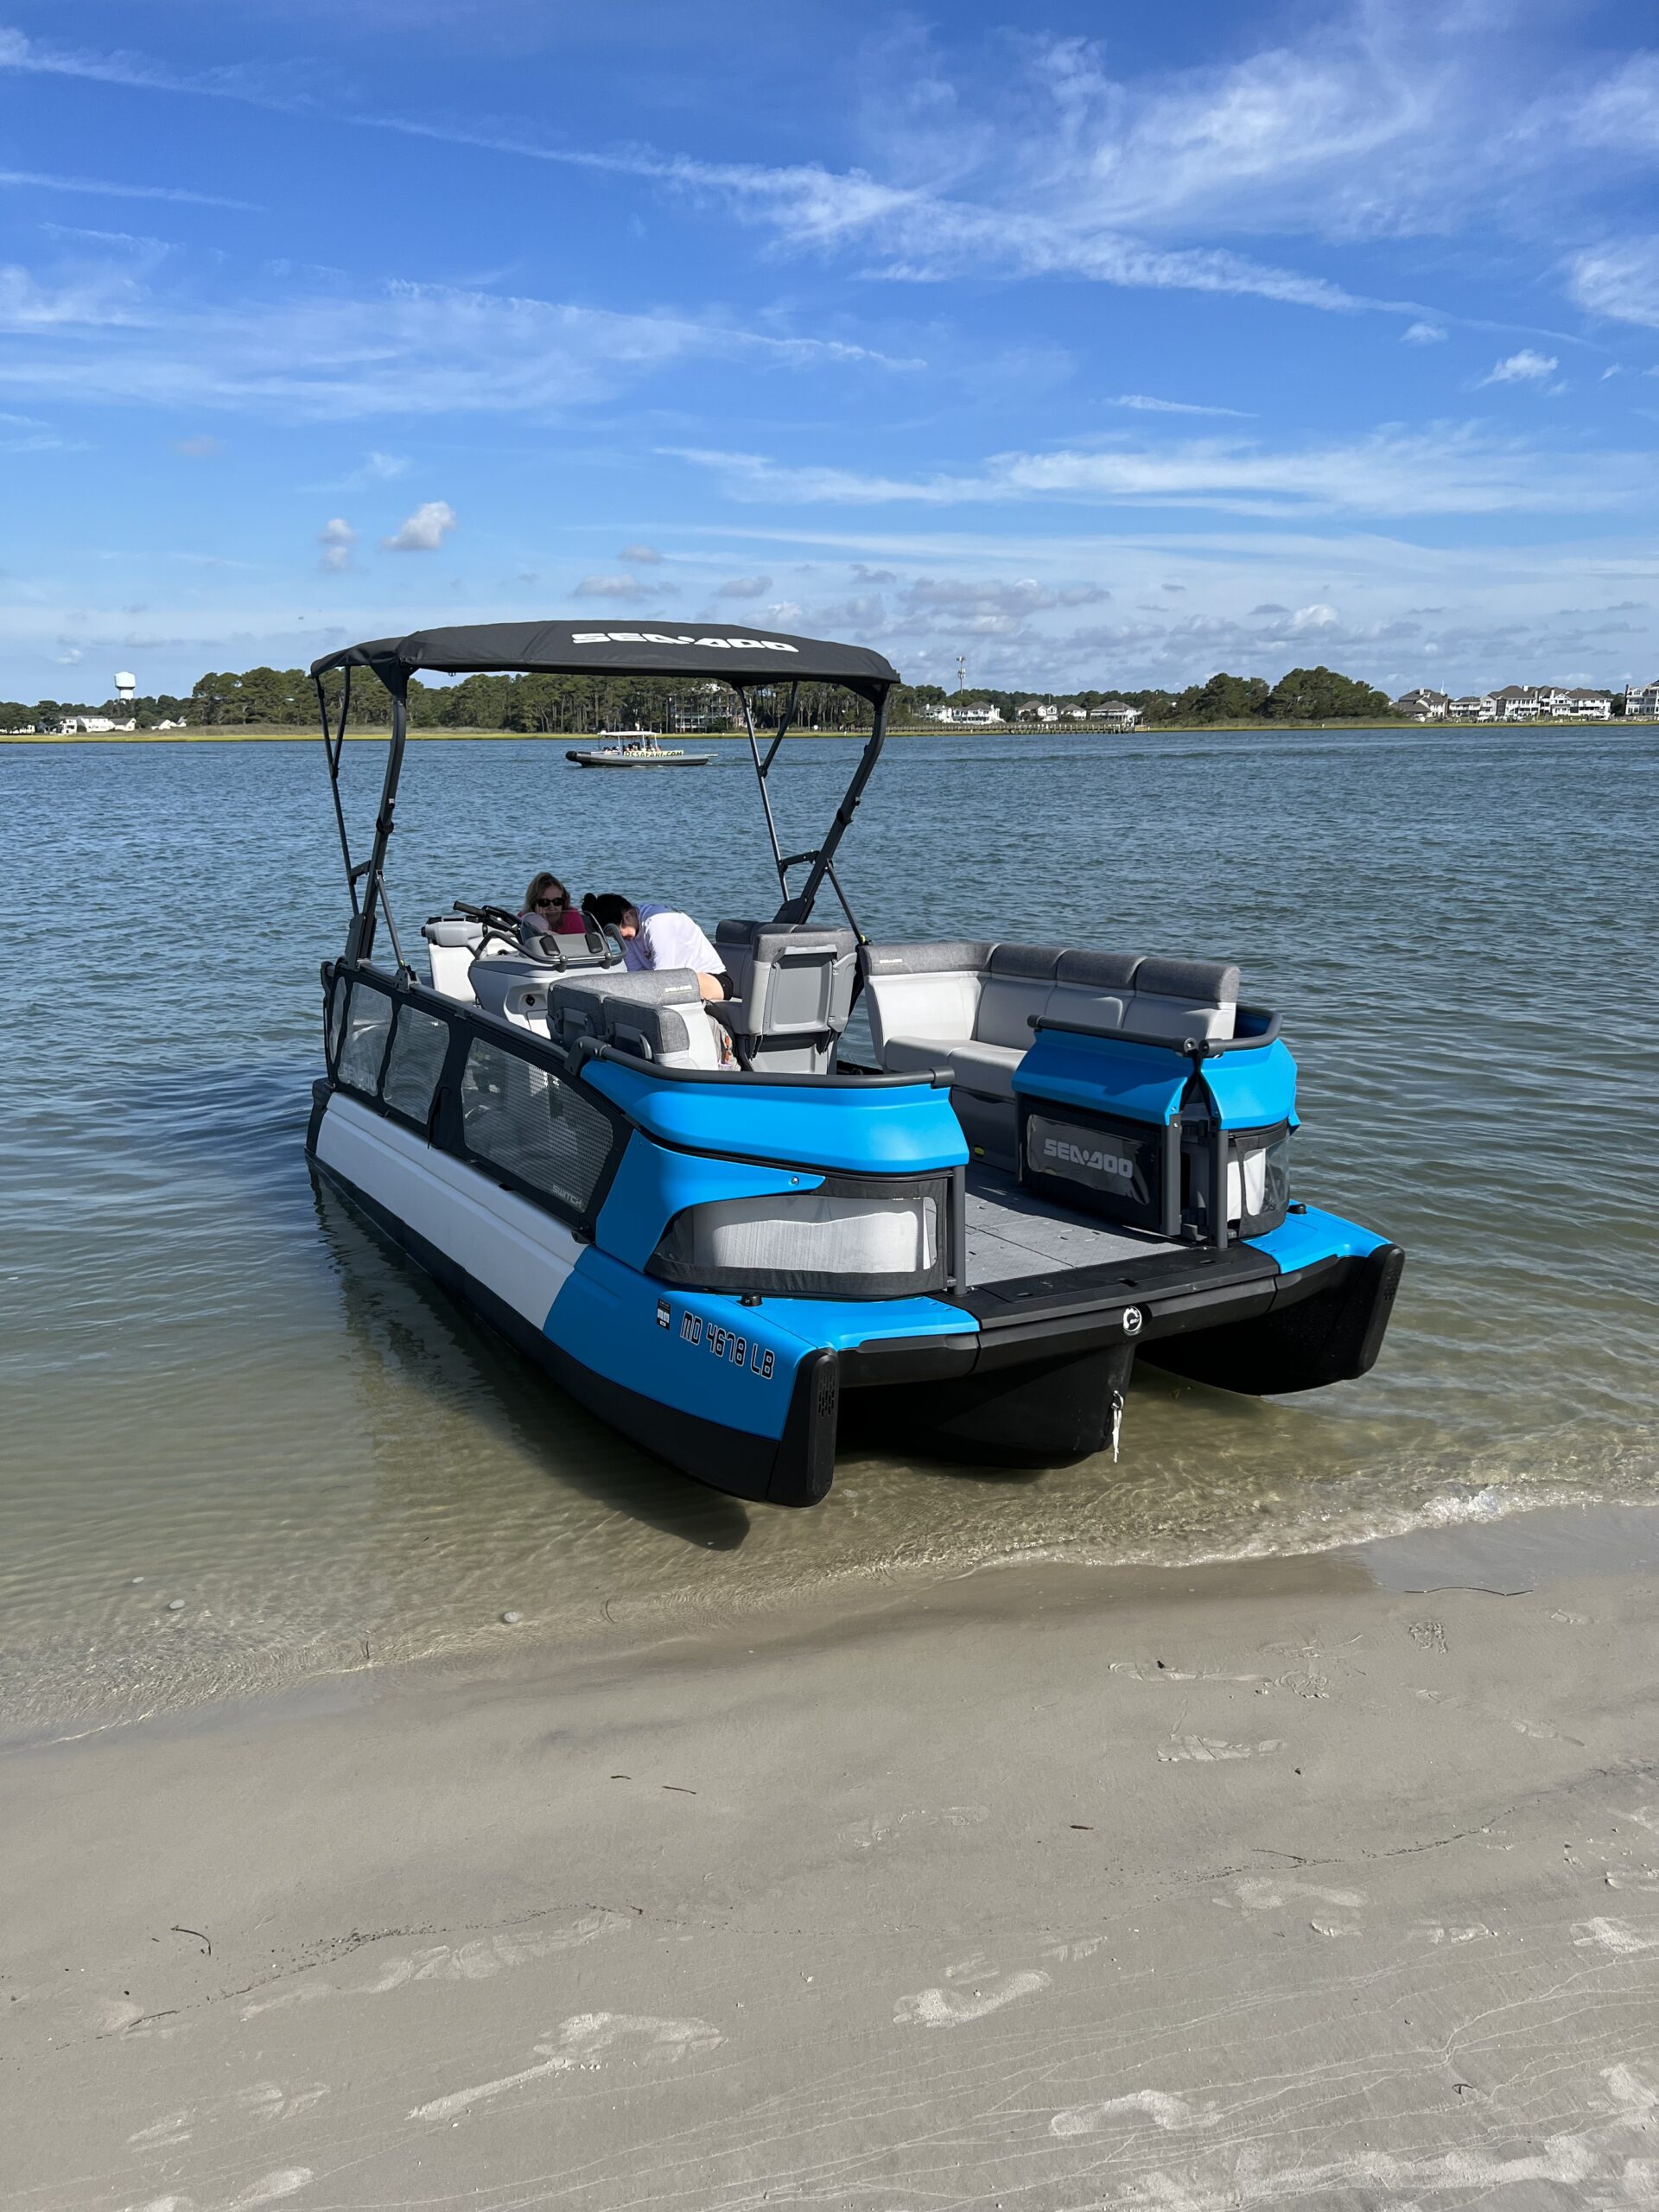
[9,1508,1659,2209]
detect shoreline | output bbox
[4,717,1648,747]
[9,1499,1659,2203]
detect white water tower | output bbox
[115,671,137,703]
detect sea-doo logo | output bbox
[570,632,799,652]
[1122,1306,1144,1337]
[1043,1136,1134,1180]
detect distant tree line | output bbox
[918,666,1402,725]
[2,659,1637,735]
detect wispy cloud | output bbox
[1478,348,1560,386]
[574,572,648,600]
[1108,393,1252,417]
[0,260,912,420]
[1402,321,1446,344]
[0,166,259,211]
[1568,237,1659,330]
[669,424,1659,519]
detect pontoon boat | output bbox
[306,621,1403,1506]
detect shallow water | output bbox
[3,726,1656,1729]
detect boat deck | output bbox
[963,1160,1179,1287]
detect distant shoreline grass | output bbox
[2,718,1643,747]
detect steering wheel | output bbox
[452,898,525,960]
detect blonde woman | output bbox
[520,869,587,940]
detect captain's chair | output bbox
[714,919,859,1072]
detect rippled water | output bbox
[3,726,1655,1729]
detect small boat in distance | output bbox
[566,728,711,768]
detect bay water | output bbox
[3,726,1654,1731]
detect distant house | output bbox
[1088,699,1141,731]
[1487,684,1545,720]
[1445,695,1496,723]
[154,717,188,730]
[928,701,1002,727]
[60,714,127,734]
[1488,683,1612,721]
[1625,679,1659,721]
[1394,688,1449,721]
[1559,688,1612,720]
[1057,703,1090,722]
[1015,699,1058,723]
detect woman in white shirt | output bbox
[581,893,733,1002]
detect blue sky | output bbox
[3,0,1658,701]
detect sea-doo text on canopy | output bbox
[306,619,1403,1506]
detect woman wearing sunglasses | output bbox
[519,869,588,940]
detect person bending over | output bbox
[581,893,732,1002]
[520,870,587,942]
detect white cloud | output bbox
[620,543,663,563]
[1568,237,1659,331]
[0,262,911,422]
[1402,321,1446,344]
[318,517,356,572]
[714,575,772,598]
[358,449,409,481]
[1555,55,1659,154]
[1478,348,1560,386]
[1109,393,1252,416]
[0,166,259,210]
[669,423,1659,520]
[381,499,455,551]
[574,572,647,600]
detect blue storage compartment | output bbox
[1012,1014,1298,1245]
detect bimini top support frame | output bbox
[314,659,414,974]
[310,618,900,952]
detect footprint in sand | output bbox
[1231,1877,1364,1913]
[1051,2089,1221,2137]
[1573,1916,1659,1955]
[410,2012,722,2122]
[893,1969,1051,2027]
[1160,1736,1284,1764]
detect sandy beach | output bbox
[9,1506,1659,2209]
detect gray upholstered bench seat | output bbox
[861,942,1240,1102]
[547,969,725,1070]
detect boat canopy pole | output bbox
[315,664,414,976]
[737,682,790,903]
[775,687,889,932]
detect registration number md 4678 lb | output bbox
[658,1300,777,1381]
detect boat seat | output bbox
[423,914,492,1002]
[547,969,723,1071]
[714,918,859,1072]
[861,942,1241,1136]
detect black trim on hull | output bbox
[1141,1244,1406,1395]
[306,1130,835,1507]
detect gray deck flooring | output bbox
[963,1161,1179,1286]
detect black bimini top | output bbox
[310,619,899,702]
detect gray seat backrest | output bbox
[716,918,858,1072]
[1125,955,1241,1044]
[547,968,719,1068]
[976,942,1064,1049]
[857,941,994,1060]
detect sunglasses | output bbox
[537,893,569,910]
